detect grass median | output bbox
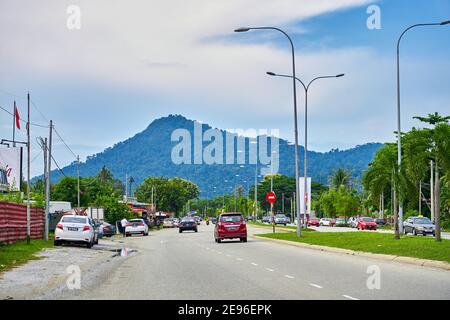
[257,231,450,263]
[247,221,315,232]
[0,237,54,273]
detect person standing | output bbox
[121,217,128,237]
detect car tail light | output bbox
[83,226,91,231]
[104,226,109,230]
[139,223,145,227]
[56,223,63,230]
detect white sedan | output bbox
[319,218,335,227]
[54,215,97,248]
[125,219,149,237]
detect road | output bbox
[64,224,450,300]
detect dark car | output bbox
[214,212,247,243]
[179,217,198,233]
[101,222,117,237]
[211,217,217,224]
[375,218,386,226]
[262,215,271,224]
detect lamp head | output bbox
[234,27,251,32]
[266,71,277,76]
[336,73,345,78]
[440,20,450,25]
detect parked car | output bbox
[274,214,289,226]
[163,218,175,228]
[375,218,386,226]
[319,218,335,227]
[193,216,201,225]
[179,217,198,233]
[357,217,377,230]
[307,218,320,227]
[54,215,98,248]
[262,215,271,224]
[215,212,247,243]
[404,217,435,236]
[348,217,358,228]
[125,219,149,236]
[211,217,217,224]
[173,218,180,228]
[334,218,347,227]
[101,221,116,237]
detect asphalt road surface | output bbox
[67,224,450,300]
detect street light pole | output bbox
[235,26,302,237]
[395,20,450,238]
[267,72,344,227]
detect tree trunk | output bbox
[435,163,441,242]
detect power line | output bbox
[0,104,49,128]
[52,126,78,159]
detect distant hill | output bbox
[49,114,383,197]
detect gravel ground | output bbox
[0,237,138,300]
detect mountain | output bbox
[49,115,383,197]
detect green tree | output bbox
[93,195,133,224]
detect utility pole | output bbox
[125,174,128,200]
[254,162,258,222]
[26,93,31,245]
[419,180,422,216]
[430,160,434,223]
[435,162,441,242]
[44,121,53,242]
[77,155,80,208]
[42,137,48,241]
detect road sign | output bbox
[266,191,276,204]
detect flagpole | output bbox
[13,101,16,147]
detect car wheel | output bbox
[423,233,427,237]
[95,238,99,245]
[54,240,60,246]
[195,229,198,232]
[86,241,92,249]
[242,237,247,243]
[179,229,182,233]
[217,238,221,243]
[404,228,408,235]
[413,228,417,236]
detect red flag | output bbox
[14,106,21,130]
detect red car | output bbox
[357,217,377,230]
[215,212,247,243]
[307,218,320,227]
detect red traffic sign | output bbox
[266,191,276,204]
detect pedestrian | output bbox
[121,217,128,237]
[156,218,161,230]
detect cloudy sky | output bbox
[0,0,449,177]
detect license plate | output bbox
[227,226,237,230]
[68,227,78,231]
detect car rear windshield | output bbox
[182,219,195,223]
[130,220,142,223]
[62,216,86,224]
[220,215,242,222]
[361,218,374,222]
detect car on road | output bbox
[274,214,289,226]
[215,212,247,243]
[334,218,347,227]
[307,218,320,227]
[163,218,175,228]
[357,217,377,230]
[193,216,201,225]
[404,217,435,236]
[319,218,335,227]
[211,217,217,224]
[100,221,116,237]
[54,215,98,248]
[179,217,198,233]
[173,218,180,228]
[125,219,149,237]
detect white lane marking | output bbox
[226,254,232,257]
[309,283,323,289]
[343,295,359,300]
[236,258,243,261]
[265,268,274,272]
[251,262,258,266]
[285,275,294,279]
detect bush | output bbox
[93,196,133,224]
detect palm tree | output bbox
[413,112,450,126]
[329,168,351,190]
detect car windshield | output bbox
[62,216,86,224]
[336,219,345,222]
[130,220,142,223]
[414,218,432,224]
[220,215,242,222]
[182,219,195,223]
[361,218,374,222]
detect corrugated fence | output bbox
[0,201,44,244]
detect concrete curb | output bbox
[251,234,450,271]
